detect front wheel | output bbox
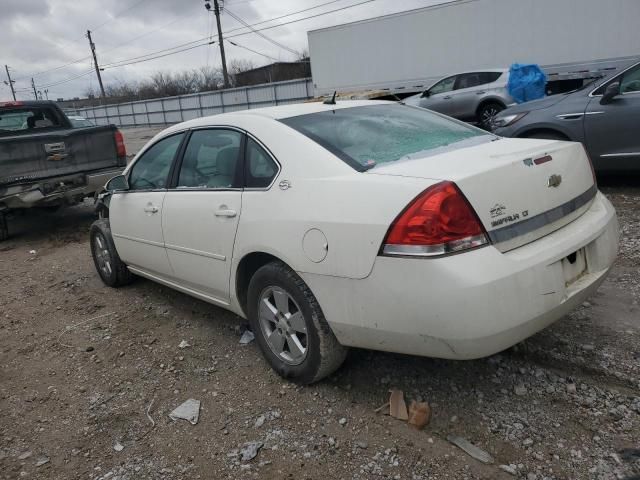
[477,102,505,128]
[247,261,347,384]
[90,219,134,287]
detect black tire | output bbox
[0,213,8,242]
[477,102,505,128]
[247,261,347,384]
[523,131,568,141]
[90,219,134,287]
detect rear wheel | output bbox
[247,261,347,384]
[0,213,8,242]
[477,102,505,128]
[90,219,134,287]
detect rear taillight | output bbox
[583,146,597,187]
[382,181,488,257]
[114,130,126,158]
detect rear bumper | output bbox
[0,168,122,210]
[301,192,618,359]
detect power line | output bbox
[91,0,150,33]
[103,42,216,69]
[226,40,280,62]
[224,8,300,57]
[102,0,376,69]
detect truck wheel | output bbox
[90,219,134,287]
[0,213,8,242]
[247,261,347,384]
[478,102,505,128]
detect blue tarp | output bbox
[507,64,547,104]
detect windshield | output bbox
[280,104,488,171]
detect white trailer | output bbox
[308,0,640,97]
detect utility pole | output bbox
[205,0,230,88]
[86,30,106,98]
[4,65,16,101]
[31,78,38,99]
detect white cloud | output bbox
[0,0,439,100]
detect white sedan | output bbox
[91,101,618,383]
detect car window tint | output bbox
[481,72,502,83]
[129,133,184,190]
[429,76,456,95]
[281,104,488,171]
[456,73,481,90]
[621,65,640,94]
[177,129,241,189]
[245,137,278,188]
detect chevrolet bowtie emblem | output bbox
[547,174,562,188]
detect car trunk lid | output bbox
[368,137,596,252]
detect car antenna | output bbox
[323,91,337,105]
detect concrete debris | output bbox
[113,441,124,452]
[169,398,201,425]
[447,435,494,464]
[499,464,517,475]
[18,451,32,460]
[514,384,527,396]
[240,441,263,462]
[254,415,265,428]
[178,340,191,349]
[34,455,50,467]
[239,330,255,345]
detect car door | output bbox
[450,72,501,119]
[161,128,244,302]
[109,132,185,277]
[584,63,640,170]
[419,75,457,116]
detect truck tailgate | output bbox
[0,126,122,186]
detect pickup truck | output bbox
[0,100,126,241]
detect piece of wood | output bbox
[389,389,408,420]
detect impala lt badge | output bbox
[547,174,562,188]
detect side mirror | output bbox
[420,90,430,98]
[600,82,620,105]
[105,174,129,192]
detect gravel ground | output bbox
[0,171,638,480]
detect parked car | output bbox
[404,69,514,125]
[0,100,127,241]
[68,115,95,128]
[492,60,640,172]
[91,101,618,384]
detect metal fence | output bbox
[66,78,314,128]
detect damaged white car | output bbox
[91,101,618,383]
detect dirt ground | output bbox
[0,129,638,479]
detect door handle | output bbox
[476,91,486,95]
[143,205,159,214]
[215,209,237,218]
[443,96,452,100]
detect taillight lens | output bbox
[382,181,488,257]
[114,130,127,158]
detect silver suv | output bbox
[405,69,515,126]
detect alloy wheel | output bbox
[258,286,308,365]
[93,233,113,278]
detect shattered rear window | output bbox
[280,104,488,171]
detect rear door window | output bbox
[177,129,242,189]
[244,137,278,188]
